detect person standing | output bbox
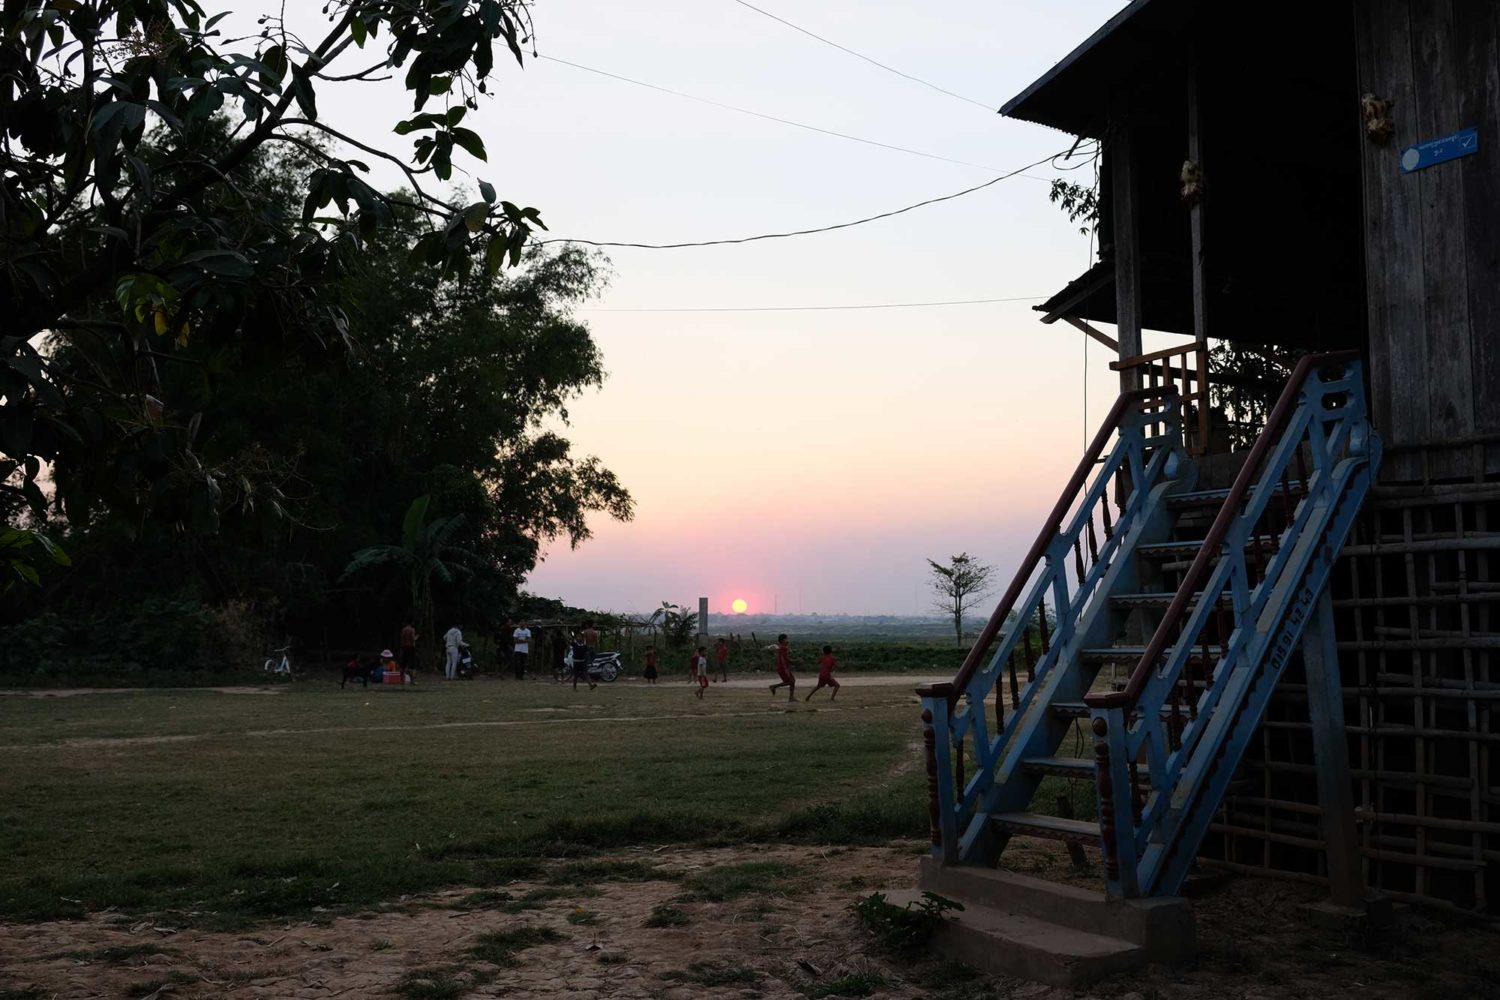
[768,633,796,702]
[713,636,729,683]
[496,617,515,678]
[400,622,419,678]
[581,620,600,654]
[512,620,532,680]
[570,629,597,692]
[692,645,710,699]
[642,644,659,684]
[550,627,567,682]
[442,623,463,680]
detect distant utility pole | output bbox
[698,596,708,645]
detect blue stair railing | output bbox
[918,388,1189,864]
[1088,351,1380,897]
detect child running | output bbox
[806,644,840,701]
[692,645,710,699]
[768,633,796,702]
[642,645,659,684]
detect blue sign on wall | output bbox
[1401,127,1479,173]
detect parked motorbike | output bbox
[456,642,476,680]
[562,649,621,683]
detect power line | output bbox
[538,149,1063,250]
[728,0,995,112]
[539,54,1009,173]
[581,295,1045,313]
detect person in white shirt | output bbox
[512,621,532,680]
[442,625,463,680]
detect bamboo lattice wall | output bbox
[1202,483,1500,912]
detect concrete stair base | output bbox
[882,860,1195,988]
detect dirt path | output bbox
[1,843,1492,1000]
[0,687,287,698]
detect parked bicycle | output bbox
[263,644,293,676]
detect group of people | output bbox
[768,634,841,702]
[638,633,840,702]
[371,623,842,701]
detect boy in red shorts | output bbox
[768,633,795,702]
[806,644,840,701]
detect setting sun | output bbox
[731,598,749,614]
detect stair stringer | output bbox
[957,471,1196,867]
[1137,451,1378,897]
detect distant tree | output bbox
[927,553,996,647]
[651,602,698,649]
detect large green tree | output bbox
[1,0,546,586]
[43,146,631,640]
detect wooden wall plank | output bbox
[1411,0,1475,481]
[1457,1,1500,448]
[1358,0,1427,481]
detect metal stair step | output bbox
[1050,701,1175,721]
[1166,480,1305,509]
[1137,538,1283,561]
[1082,646,1222,665]
[1136,539,1208,558]
[1110,591,1231,610]
[1020,756,1096,779]
[991,812,1101,845]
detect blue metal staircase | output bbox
[918,352,1381,899]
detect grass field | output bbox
[0,676,949,929]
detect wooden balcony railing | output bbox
[1112,341,1209,455]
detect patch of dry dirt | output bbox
[0,843,1493,1000]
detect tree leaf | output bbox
[449,126,486,161]
[462,202,489,234]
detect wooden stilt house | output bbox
[905,1,1500,982]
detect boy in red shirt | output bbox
[714,637,729,682]
[642,645,659,684]
[768,633,795,702]
[806,644,840,701]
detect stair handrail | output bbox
[917,386,1178,706]
[917,386,1188,864]
[1086,350,1360,713]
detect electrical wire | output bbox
[538,54,1010,173]
[728,0,996,112]
[580,295,1045,313]
[537,149,1065,250]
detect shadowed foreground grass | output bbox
[0,679,931,927]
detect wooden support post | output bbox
[1187,52,1208,348]
[1110,95,1143,391]
[1302,589,1366,909]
